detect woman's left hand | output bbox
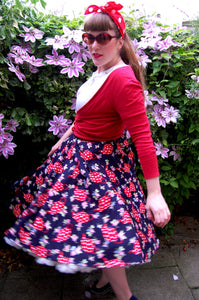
[145,193,171,228]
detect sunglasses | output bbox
[82,33,117,45]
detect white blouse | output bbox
[75,64,126,112]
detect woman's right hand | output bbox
[48,124,74,157]
[48,141,62,156]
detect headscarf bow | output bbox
[84,1,125,39]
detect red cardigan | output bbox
[73,66,159,179]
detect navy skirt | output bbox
[4,133,159,273]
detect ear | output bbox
[117,37,124,50]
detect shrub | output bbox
[0,1,198,233]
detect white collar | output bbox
[93,63,126,78]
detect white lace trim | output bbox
[4,237,95,274]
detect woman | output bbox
[4,2,171,300]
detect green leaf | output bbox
[189,182,196,189]
[189,123,199,133]
[179,179,188,188]
[0,82,8,89]
[173,62,183,67]
[15,108,27,117]
[166,81,179,89]
[40,0,46,8]
[159,90,167,99]
[24,81,31,90]
[191,139,199,145]
[161,53,172,60]
[13,19,19,29]
[183,189,190,199]
[170,181,179,188]
[173,91,182,97]
[161,166,172,171]
[174,53,181,59]
[0,26,6,39]
[152,61,161,74]
[25,114,32,126]
[160,179,169,185]
[183,174,189,183]
[15,0,23,10]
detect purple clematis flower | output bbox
[48,115,72,136]
[144,90,152,107]
[154,142,169,159]
[29,65,39,73]
[45,49,70,66]
[140,53,152,68]
[153,105,166,128]
[130,39,151,68]
[11,42,32,55]
[0,128,6,143]
[7,49,25,64]
[142,21,162,38]
[150,92,169,105]
[0,128,13,143]
[27,55,44,67]
[185,90,192,98]
[185,89,199,99]
[0,139,17,159]
[161,105,180,124]
[0,113,4,119]
[72,45,91,62]
[156,35,174,51]
[139,35,162,50]
[131,38,140,52]
[20,26,44,43]
[60,58,84,78]
[0,114,4,129]
[170,146,181,161]
[45,35,68,50]
[5,120,19,132]
[8,62,26,82]
[62,26,83,43]
[64,39,82,54]
[70,98,76,110]
[191,75,199,84]
[155,36,181,52]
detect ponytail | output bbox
[120,33,146,90]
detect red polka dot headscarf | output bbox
[84,1,126,39]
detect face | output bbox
[84,30,124,72]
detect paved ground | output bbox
[0,216,199,300]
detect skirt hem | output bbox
[4,236,159,274]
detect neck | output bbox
[97,59,125,73]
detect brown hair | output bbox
[84,13,145,89]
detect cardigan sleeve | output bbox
[112,76,159,179]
